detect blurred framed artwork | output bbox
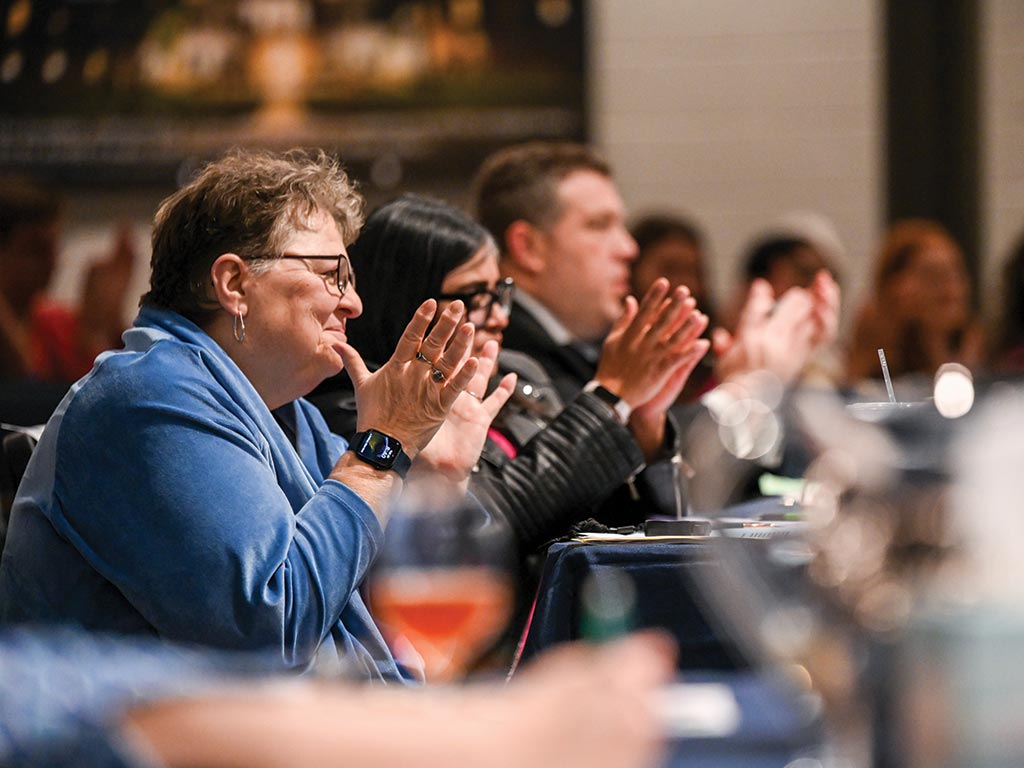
[0,0,586,189]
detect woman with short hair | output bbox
[0,149,499,682]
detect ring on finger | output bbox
[465,390,484,401]
[415,351,432,365]
[431,366,446,383]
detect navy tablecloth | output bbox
[520,539,751,671]
[517,528,825,766]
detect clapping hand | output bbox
[414,339,517,488]
[595,278,710,409]
[712,270,840,386]
[339,300,479,457]
[594,278,711,459]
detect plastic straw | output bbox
[877,348,896,403]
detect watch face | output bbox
[359,430,400,467]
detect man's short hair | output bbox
[472,142,610,252]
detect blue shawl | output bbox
[0,306,410,682]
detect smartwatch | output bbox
[583,380,632,425]
[350,429,412,479]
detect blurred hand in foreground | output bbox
[127,632,677,768]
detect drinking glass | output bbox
[369,489,516,683]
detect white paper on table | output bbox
[656,682,741,738]
[573,532,710,542]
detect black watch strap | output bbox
[582,381,632,424]
[350,429,412,479]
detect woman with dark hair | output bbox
[310,194,709,551]
[847,219,984,387]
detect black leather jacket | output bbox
[307,350,684,554]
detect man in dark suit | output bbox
[473,143,637,403]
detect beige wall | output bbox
[982,0,1024,314]
[588,0,882,319]
[53,1,1023,337]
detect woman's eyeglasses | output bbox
[275,254,353,297]
[438,277,515,324]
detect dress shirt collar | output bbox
[513,289,576,346]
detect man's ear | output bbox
[504,220,546,275]
[209,253,249,315]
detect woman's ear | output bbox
[210,254,249,315]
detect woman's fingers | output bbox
[392,300,439,363]
[645,290,696,343]
[433,322,475,381]
[418,301,466,365]
[665,309,709,352]
[482,372,517,419]
[472,339,500,387]
[337,341,370,388]
[735,278,776,336]
[439,356,480,410]
[459,339,499,405]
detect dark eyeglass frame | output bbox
[437,277,515,323]
[272,254,353,297]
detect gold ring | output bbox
[465,391,484,401]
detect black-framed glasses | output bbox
[274,253,353,297]
[437,277,515,324]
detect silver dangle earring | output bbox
[233,311,246,343]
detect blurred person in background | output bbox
[0,176,134,384]
[629,212,717,402]
[473,142,708,524]
[742,235,833,298]
[1,626,674,768]
[0,149,501,682]
[846,219,984,387]
[720,234,836,330]
[474,141,839,422]
[730,234,843,387]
